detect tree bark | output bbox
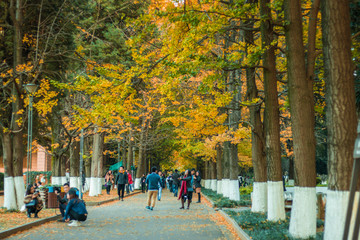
[70,141,80,178]
[127,130,133,170]
[322,1,357,239]
[284,0,318,237]
[260,0,285,221]
[216,144,223,180]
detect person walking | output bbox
[105,170,114,195]
[141,174,146,193]
[64,188,88,227]
[194,171,202,203]
[172,169,180,197]
[178,169,194,210]
[157,171,165,201]
[128,170,134,193]
[145,167,161,211]
[115,166,128,201]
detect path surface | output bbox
[6,191,236,240]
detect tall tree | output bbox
[322,0,357,239]
[260,0,285,221]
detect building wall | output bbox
[0,146,51,173]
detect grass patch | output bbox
[202,188,251,208]
[225,210,324,240]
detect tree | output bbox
[322,0,357,239]
[284,0,320,237]
[260,0,285,221]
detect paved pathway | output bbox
[6,191,236,240]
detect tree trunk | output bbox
[210,160,217,191]
[97,132,104,195]
[260,0,285,221]
[222,141,231,197]
[216,144,223,194]
[70,141,80,189]
[284,0,318,237]
[245,19,267,213]
[89,128,100,196]
[322,0,357,239]
[127,130,133,170]
[2,133,17,209]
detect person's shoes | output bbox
[179,207,184,209]
[34,213,39,218]
[57,219,65,222]
[68,220,80,227]
[186,207,190,210]
[150,207,153,211]
[196,201,201,203]
[27,212,31,218]
[121,198,124,201]
[146,206,151,210]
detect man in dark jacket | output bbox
[55,183,69,222]
[145,167,161,211]
[115,166,128,201]
[172,170,180,197]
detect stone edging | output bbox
[201,192,251,240]
[0,215,62,239]
[0,191,141,239]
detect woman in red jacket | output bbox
[127,170,134,193]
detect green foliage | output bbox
[316,177,322,185]
[225,210,324,240]
[202,188,251,208]
[240,185,253,195]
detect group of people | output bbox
[144,167,202,211]
[104,168,135,198]
[23,182,88,227]
[55,183,88,226]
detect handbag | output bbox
[25,200,36,208]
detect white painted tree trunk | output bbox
[14,176,25,209]
[251,182,268,213]
[70,177,79,189]
[201,179,205,187]
[61,176,67,185]
[289,187,316,238]
[323,190,353,240]
[267,181,286,221]
[222,179,230,198]
[51,176,61,185]
[134,178,141,189]
[204,179,209,189]
[83,177,91,192]
[228,179,240,201]
[97,177,103,195]
[217,180,222,195]
[89,177,98,196]
[210,179,217,192]
[4,177,17,209]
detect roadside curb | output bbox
[0,191,141,239]
[0,214,62,239]
[201,191,251,240]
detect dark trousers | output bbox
[69,210,87,221]
[126,184,130,194]
[141,183,146,193]
[59,203,67,217]
[117,184,125,199]
[106,184,111,194]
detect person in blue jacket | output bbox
[64,188,88,227]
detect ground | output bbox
[4,190,238,240]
